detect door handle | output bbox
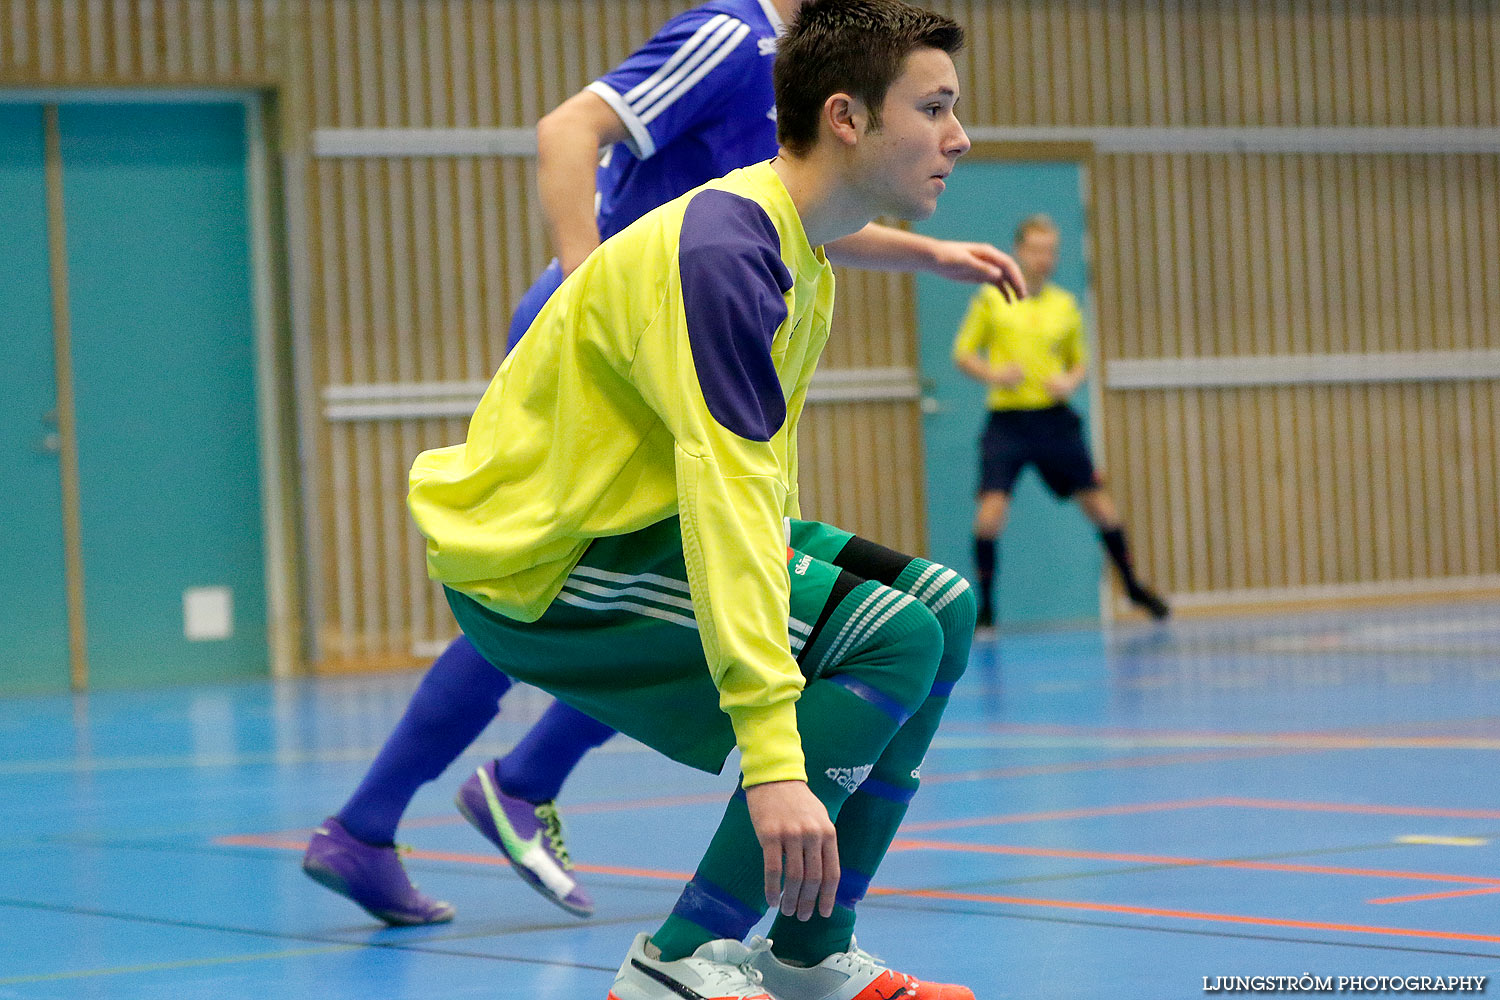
[35,432,61,455]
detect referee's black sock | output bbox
[1100,527,1169,619]
[1099,528,1139,589]
[973,536,997,626]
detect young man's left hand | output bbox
[930,241,1027,302]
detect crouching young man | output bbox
[408,1,984,994]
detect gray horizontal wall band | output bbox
[1106,350,1500,390]
[0,87,260,104]
[324,380,490,402]
[309,125,1500,159]
[322,367,921,421]
[313,127,538,157]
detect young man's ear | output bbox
[824,93,865,146]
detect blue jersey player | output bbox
[302,0,1024,927]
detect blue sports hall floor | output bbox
[4,601,1499,998]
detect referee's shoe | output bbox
[1127,584,1170,620]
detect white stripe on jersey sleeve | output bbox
[587,13,754,161]
[637,20,751,127]
[585,80,656,159]
[755,0,785,34]
[630,16,743,120]
[623,14,731,103]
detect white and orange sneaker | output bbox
[748,936,975,1000]
[607,933,776,1000]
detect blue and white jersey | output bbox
[585,0,783,241]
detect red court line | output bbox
[223,834,1496,945]
[228,831,1500,893]
[955,720,1500,750]
[556,791,729,815]
[902,795,1500,833]
[867,887,1500,945]
[368,765,1234,834]
[398,791,732,829]
[901,797,1224,832]
[1369,887,1500,905]
[973,719,1498,741]
[359,753,1279,834]
[892,838,1500,888]
[920,748,1296,784]
[218,835,319,850]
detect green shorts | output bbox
[446,516,861,775]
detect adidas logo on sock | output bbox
[824,764,874,793]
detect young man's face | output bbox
[852,46,970,221]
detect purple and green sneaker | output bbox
[301,816,456,926]
[455,761,594,918]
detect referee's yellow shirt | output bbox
[951,282,1086,411]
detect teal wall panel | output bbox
[60,103,267,686]
[915,160,1102,627]
[0,105,71,693]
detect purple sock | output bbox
[336,636,511,846]
[493,699,616,803]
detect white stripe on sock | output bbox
[930,577,971,614]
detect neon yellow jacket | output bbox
[409,162,835,785]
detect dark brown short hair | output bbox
[774,0,964,156]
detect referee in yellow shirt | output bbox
[952,214,1168,627]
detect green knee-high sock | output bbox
[650,686,889,961]
[651,593,942,961]
[765,695,944,965]
[770,561,976,966]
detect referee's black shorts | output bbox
[978,404,1100,499]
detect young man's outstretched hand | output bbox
[930,240,1028,302]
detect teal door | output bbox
[61,103,268,687]
[0,102,267,693]
[0,105,72,693]
[914,159,1102,628]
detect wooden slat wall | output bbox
[1097,154,1500,360]
[1098,382,1500,601]
[9,0,1499,659]
[0,0,281,84]
[1093,152,1500,605]
[937,0,1500,128]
